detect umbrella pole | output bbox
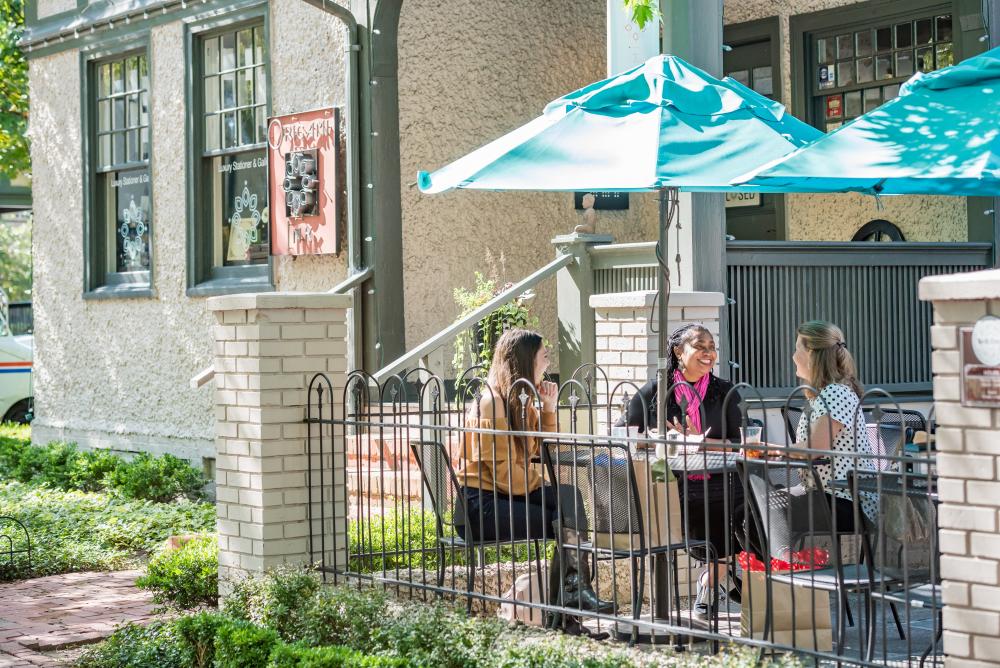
[656,187,678,435]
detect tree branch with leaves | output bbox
[0,0,28,180]
[624,0,661,30]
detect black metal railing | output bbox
[306,368,940,666]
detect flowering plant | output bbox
[737,548,830,573]
[452,270,538,376]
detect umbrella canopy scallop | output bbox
[417,54,823,194]
[736,46,1000,196]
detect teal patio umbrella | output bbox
[737,46,1000,195]
[419,54,822,194]
[418,54,822,433]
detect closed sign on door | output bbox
[725,192,761,208]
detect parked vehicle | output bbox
[0,288,32,423]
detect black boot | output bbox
[560,529,615,614]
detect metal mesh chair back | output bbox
[541,440,643,536]
[739,459,837,566]
[781,404,805,440]
[865,423,904,469]
[411,440,462,525]
[866,408,928,450]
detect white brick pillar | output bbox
[919,270,1000,667]
[207,292,351,595]
[589,290,724,432]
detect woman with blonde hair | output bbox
[791,320,876,527]
[454,328,613,616]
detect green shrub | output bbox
[0,480,214,581]
[0,423,30,476]
[137,534,218,609]
[214,619,282,668]
[296,585,387,650]
[0,427,206,502]
[372,601,505,668]
[224,565,322,640]
[348,506,545,574]
[268,643,410,667]
[69,447,123,491]
[105,452,206,502]
[75,621,189,668]
[174,611,227,668]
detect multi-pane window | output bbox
[812,14,953,132]
[201,25,269,267]
[95,54,151,278]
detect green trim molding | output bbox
[0,176,31,212]
[183,4,273,298]
[22,0,266,59]
[79,34,154,299]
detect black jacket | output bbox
[617,375,743,441]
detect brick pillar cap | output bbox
[919,269,1000,303]
[207,292,353,312]
[589,290,725,309]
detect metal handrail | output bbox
[373,253,574,383]
[189,267,374,389]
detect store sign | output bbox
[725,192,761,209]
[267,108,340,256]
[574,191,629,210]
[960,316,1000,407]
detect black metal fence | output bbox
[306,367,939,666]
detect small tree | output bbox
[0,219,30,301]
[0,0,28,180]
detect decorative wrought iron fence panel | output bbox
[307,368,942,666]
[725,242,992,395]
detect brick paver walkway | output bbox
[0,570,159,667]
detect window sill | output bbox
[84,284,156,300]
[187,274,275,298]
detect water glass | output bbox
[740,425,763,445]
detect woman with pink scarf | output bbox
[617,323,745,619]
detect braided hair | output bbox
[666,323,713,381]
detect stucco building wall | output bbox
[30,27,218,460]
[397,0,660,358]
[29,2,353,460]
[26,0,975,462]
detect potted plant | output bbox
[452,269,539,378]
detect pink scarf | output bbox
[672,370,710,434]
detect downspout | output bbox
[298,0,365,369]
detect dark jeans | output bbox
[455,484,588,543]
[679,473,750,562]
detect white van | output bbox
[0,288,32,423]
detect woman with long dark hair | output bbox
[455,328,613,616]
[618,323,744,618]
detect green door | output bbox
[723,32,784,241]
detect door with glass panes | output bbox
[810,13,954,132]
[723,29,782,241]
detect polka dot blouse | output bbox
[795,383,877,520]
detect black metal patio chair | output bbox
[410,440,545,614]
[737,458,901,660]
[849,470,941,667]
[541,439,716,645]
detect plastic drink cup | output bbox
[741,426,764,458]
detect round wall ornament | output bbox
[972,315,1000,366]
